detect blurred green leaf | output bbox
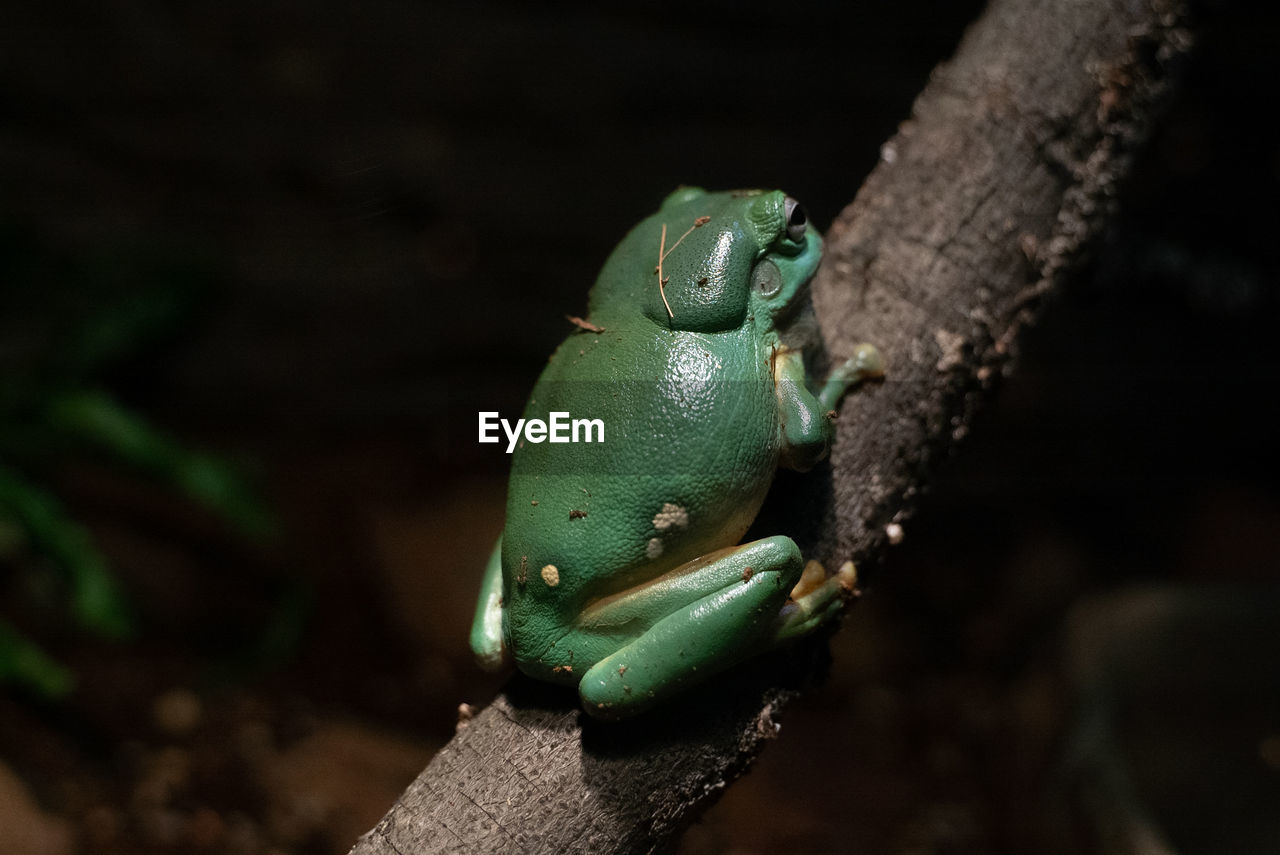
[1,226,283,700]
[0,463,135,639]
[44,390,275,540]
[0,619,75,699]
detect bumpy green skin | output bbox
[469,188,881,719]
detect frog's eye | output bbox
[784,197,808,243]
[751,259,783,298]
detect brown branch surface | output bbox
[351,0,1192,852]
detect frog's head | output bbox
[587,187,823,333]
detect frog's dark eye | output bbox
[784,197,808,243]
[751,259,783,298]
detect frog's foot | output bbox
[841,343,885,381]
[819,343,884,412]
[777,560,858,640]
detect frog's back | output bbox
[500,324,779,606]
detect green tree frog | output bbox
[470,187,882,719]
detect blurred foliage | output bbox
[0,224,273,698]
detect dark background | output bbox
[2,1,1279,853]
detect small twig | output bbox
[655,216,710,320]
[661,215,711,262]
[657,223,674,319]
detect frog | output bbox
[469,187,883,719]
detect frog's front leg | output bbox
[575,535,849,719]
[468,537,509,671]
[774,342,883,471]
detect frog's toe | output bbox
[776,560,858,640]
[835,559,858,592]
[837,344,884,382]
[789,559,827,600]
[778,598,845,639]
[788,559,857,602]
[850,343,885,377]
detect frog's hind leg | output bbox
[576,535,845,719]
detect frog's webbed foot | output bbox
[777,559,858,640]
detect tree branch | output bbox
[351,0,1192,852]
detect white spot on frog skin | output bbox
[652,503,689,532]
[646,538,664,559]
[540,564,560,586]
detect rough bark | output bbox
[351,0,1192,852]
